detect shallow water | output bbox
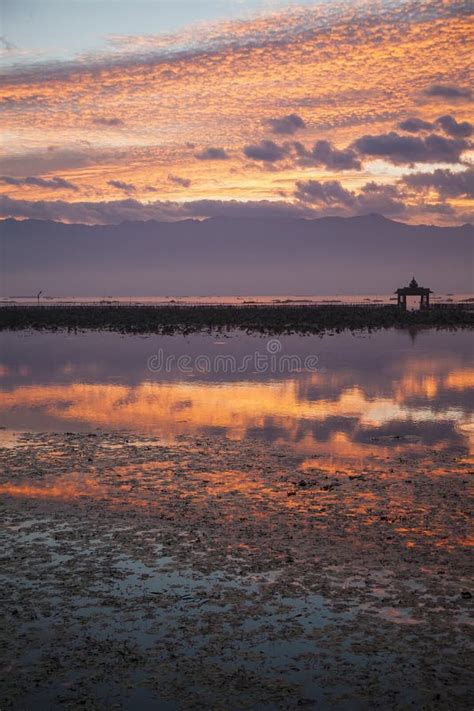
[0,328,472,456]
[1,292,472,306]
[0,328,473,709]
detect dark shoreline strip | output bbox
[0,304,473,335]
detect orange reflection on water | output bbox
[395,374,439,400]
[1,436,471,554]
[445,370,474,390]
[0,474,107,500]
[0,371,472,451]
[1,328,472,563]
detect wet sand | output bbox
[1,430,472,709]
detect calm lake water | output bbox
[1,327,473,709]
[1,293,472,305]
[0,328,472,459]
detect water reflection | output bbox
[2,329,472,711]
[1,427,471,552]
[0,329,472,455]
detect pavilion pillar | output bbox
[396,283,431,312]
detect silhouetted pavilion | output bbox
[396,277,432,310]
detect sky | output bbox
[0,0,473,225]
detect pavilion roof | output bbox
[395,286,432,294]
[395,277,432,295]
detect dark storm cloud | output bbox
[425,84,472,100]
[265,113,306,135]
[0,175,78,191]
[107,179,136,193]
[403,167,474,199]
[353,131,469,164]
[194,147,229,160]
[243,140,288,162]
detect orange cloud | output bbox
[0,1,472,223]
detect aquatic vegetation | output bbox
[0,304,472,335]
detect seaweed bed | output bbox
[0,304,473,335]
[1,430,473,709]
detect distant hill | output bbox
[0,214,472,295]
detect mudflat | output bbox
[1,430,472,709]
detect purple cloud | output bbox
[436,114,472,138]
[195,147,229,160]
[399,117,434,133]
[425,84,472,100]
[0,175,78,191]
[107,179,136,193]
[265,113,306,135]
[93,117,124,127]
[311,140,361,171]
[294,179,355,206]
[294,179,406,217]
[243,140,288,162]
[353,131,469,164]
[403,167,474,199]
[0,195,316,224]
[168,174,191,188]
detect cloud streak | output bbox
[0,175,78,191]
[168,174,191,188]
[4,173,470,226]
[0,195,317,224]
[93,116,124,127]
[107,180,136,193]
[424,84,472,100]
